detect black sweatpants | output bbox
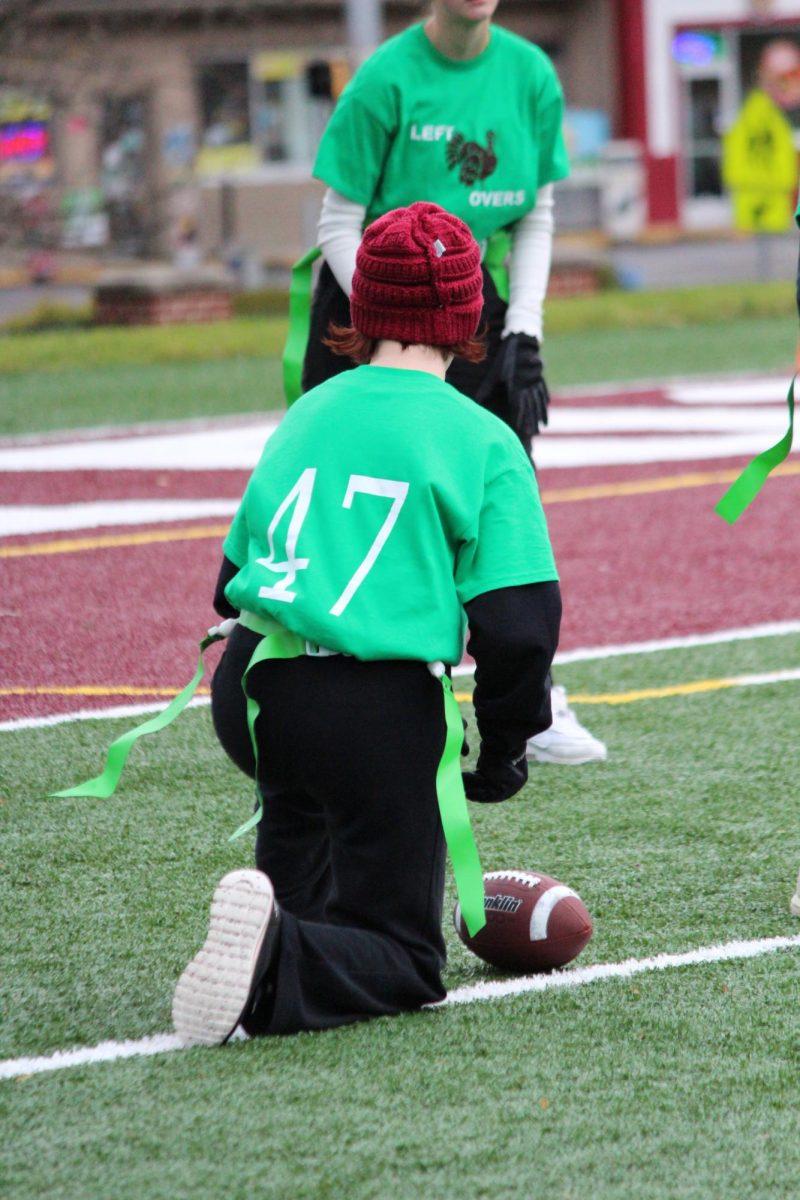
[212,625,448,1034]
[302,259,531,456]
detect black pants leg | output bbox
[212,642,448,1034]
[301,260,356,393]
[212,626,331,919]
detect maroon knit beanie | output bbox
[350,202,483,346]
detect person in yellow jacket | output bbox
[792,196,800,917]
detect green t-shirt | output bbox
[313,23,570,244]
[224,365,558,664]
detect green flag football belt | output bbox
[283,247,322,407]
[51,616,487,937]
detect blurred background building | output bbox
[1,0,800,273]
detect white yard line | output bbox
[550,619,800,666]
[441,934,800,1006]
[0,402,794,475]
[0,499,238,538]
[535,432,796,469]
[0,695,210,733]
[0,419,281,473]
[3,621,800,732]
[3,933,799,1081]
[668,378,790,405]
[451,620,800,676]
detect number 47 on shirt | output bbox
[257,468,409,616]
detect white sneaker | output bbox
[527,684,608,765]
[172,869,280,1047]
[791,868,800,917]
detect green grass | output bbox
[0,279,794,372]
[0,357,285,435]
[0,314,288,374]
[1,309,796,437]
[545,312,795,388]
[3,634,800,1198]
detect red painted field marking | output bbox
[2,380,799,723]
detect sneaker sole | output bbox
[527,745,608,765]
[172,869,275,1047]
[791,893,800,917]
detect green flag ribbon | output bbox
[484,229,511,304]
[49,626,233,800]
[228,614,305,842]
[715,375,796,524]
[437,674,486,937]
[235,616,486,934]
[282,246,322,408]
[51,607,486,935]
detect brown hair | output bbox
[323,322,487,366]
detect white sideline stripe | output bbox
[0,420,281,473]
[729,668,800,687]
[550,620,800,666]
[3,622,800,732]
[0,499,237,538]
[450,620,800,676]
[442,934,800,1007]
[2,934,799,1080]
[536,433,798,469]
[8,665,796,738]
[0,696,210,733]
[669,379,789,405]
[0,1034,184,1080]
[1,416,796,475]
[547,406,787,432]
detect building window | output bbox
[199,61,251,149]
[687,77,724,198]
[195,53,347,176]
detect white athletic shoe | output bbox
[172,868,280,1047]
[527,684,608,765]
[791,868,800,917]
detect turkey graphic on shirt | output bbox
[445,130,498,185]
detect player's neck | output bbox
[424,13,491,61]
[369,341,452,378]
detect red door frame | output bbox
[614,0,680,224]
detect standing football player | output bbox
[298,0,607,767]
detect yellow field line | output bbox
[0,685,211,697]
[4,463,800,561]
[539,461,800,505]
[4,671,797,707]
[455,671,798,706]
[0,524,231,560]
[556,679,737,705]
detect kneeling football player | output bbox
[172,202,562,1044]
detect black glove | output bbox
[462,748,528,804]
[499,333,550,438]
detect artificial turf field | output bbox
[2,631,800,1199]
[2,306,800,1197]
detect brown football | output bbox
[454,869,593,972]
